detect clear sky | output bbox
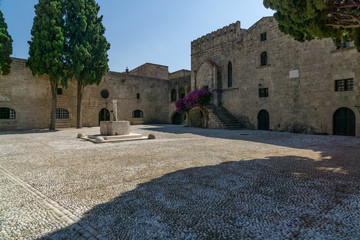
[1,0,274,73]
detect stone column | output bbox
[112,100,118,121]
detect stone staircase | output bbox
[206,105,246,130]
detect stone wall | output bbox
[0,58,170,130]
[191,17,360,136]
[130,63,169,80]
[168,75,191,123]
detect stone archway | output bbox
[333,107,355,136]
[99,108,110,125]
[172,112,184,125]
[258,109,269,130]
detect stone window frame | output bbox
[56,108,69,119]
[101,89,109,99]
[335,78,354,92]
[57,88,63,95]
[260,51,268,66]
[132,110,143,118]
[228,61,233,88]
[136,93,140,99]
[0,107,16,120]
[260,32,267,42]
[179,88,185,99]
[259,88,269,98]
[171,89,177,101]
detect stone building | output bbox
[1,16,359,136]
[191,17,360,136]
[0,59,190,131]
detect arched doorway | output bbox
[99,108,110,125]
[172,112,185,125]
[258,110,270,130]
[333,107,355,136]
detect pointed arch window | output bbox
[228,62,233,87]
[261,51,268,66]
[171,89,177,101]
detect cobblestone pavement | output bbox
[1,125,360,239]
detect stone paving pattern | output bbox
[1,125,360,239]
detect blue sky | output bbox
[1,0,274,73]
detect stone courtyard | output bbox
[1,125,360,239]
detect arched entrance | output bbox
[172,112,184,125]
[333,107,355,136]
[98,108,110,125]
[258,110,270,130]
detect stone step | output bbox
[207,105,246,130]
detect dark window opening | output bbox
[261,32,267,41]
[56,108,69,119]
[101,90,109,99]
[179,88,185,99]
[260,51,267,66]
[132,110,143,118]
[136,93,140,99]
[171,89,177,101]
[259,88,269,98]
[0,108,16,119]
[335,79,353,91]
[57,88,63,95]
[228,62,233,88]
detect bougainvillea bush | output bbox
[175,88,212,113]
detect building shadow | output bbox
[0,129,59,135]
[41,153,360,239]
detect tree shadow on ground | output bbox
[41,153,360,239]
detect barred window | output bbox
[132,110,143,118]
[57,88,63,95]
[335,79,353,91]
[259,88,269,98]
[0,108,16,119]
[56,108,69,119]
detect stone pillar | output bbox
[112,100,118,121]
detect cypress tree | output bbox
[27,0,66,130]
[0,9,13,75]
[64,0,110,128]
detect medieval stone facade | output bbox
[191,17,360,136]
[0,59,190,131]
[1,16,359,136]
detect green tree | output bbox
[64,0,110,128]
[0,9,13,75]
[27,0,66,130]
[263,0,360,51]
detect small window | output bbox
[0,108,16,119]
[136,93,140,99]
[171,89,177,101]
[101,90,109,99]
[261,32,267,41]
[260,52,268,66]
[228,62,233,88]
[335,79,353,91]
[179,88,185,99]
[56,108,69,119]
[259,88,269,98]
[132,110,143,118]
[57,88,63,95]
